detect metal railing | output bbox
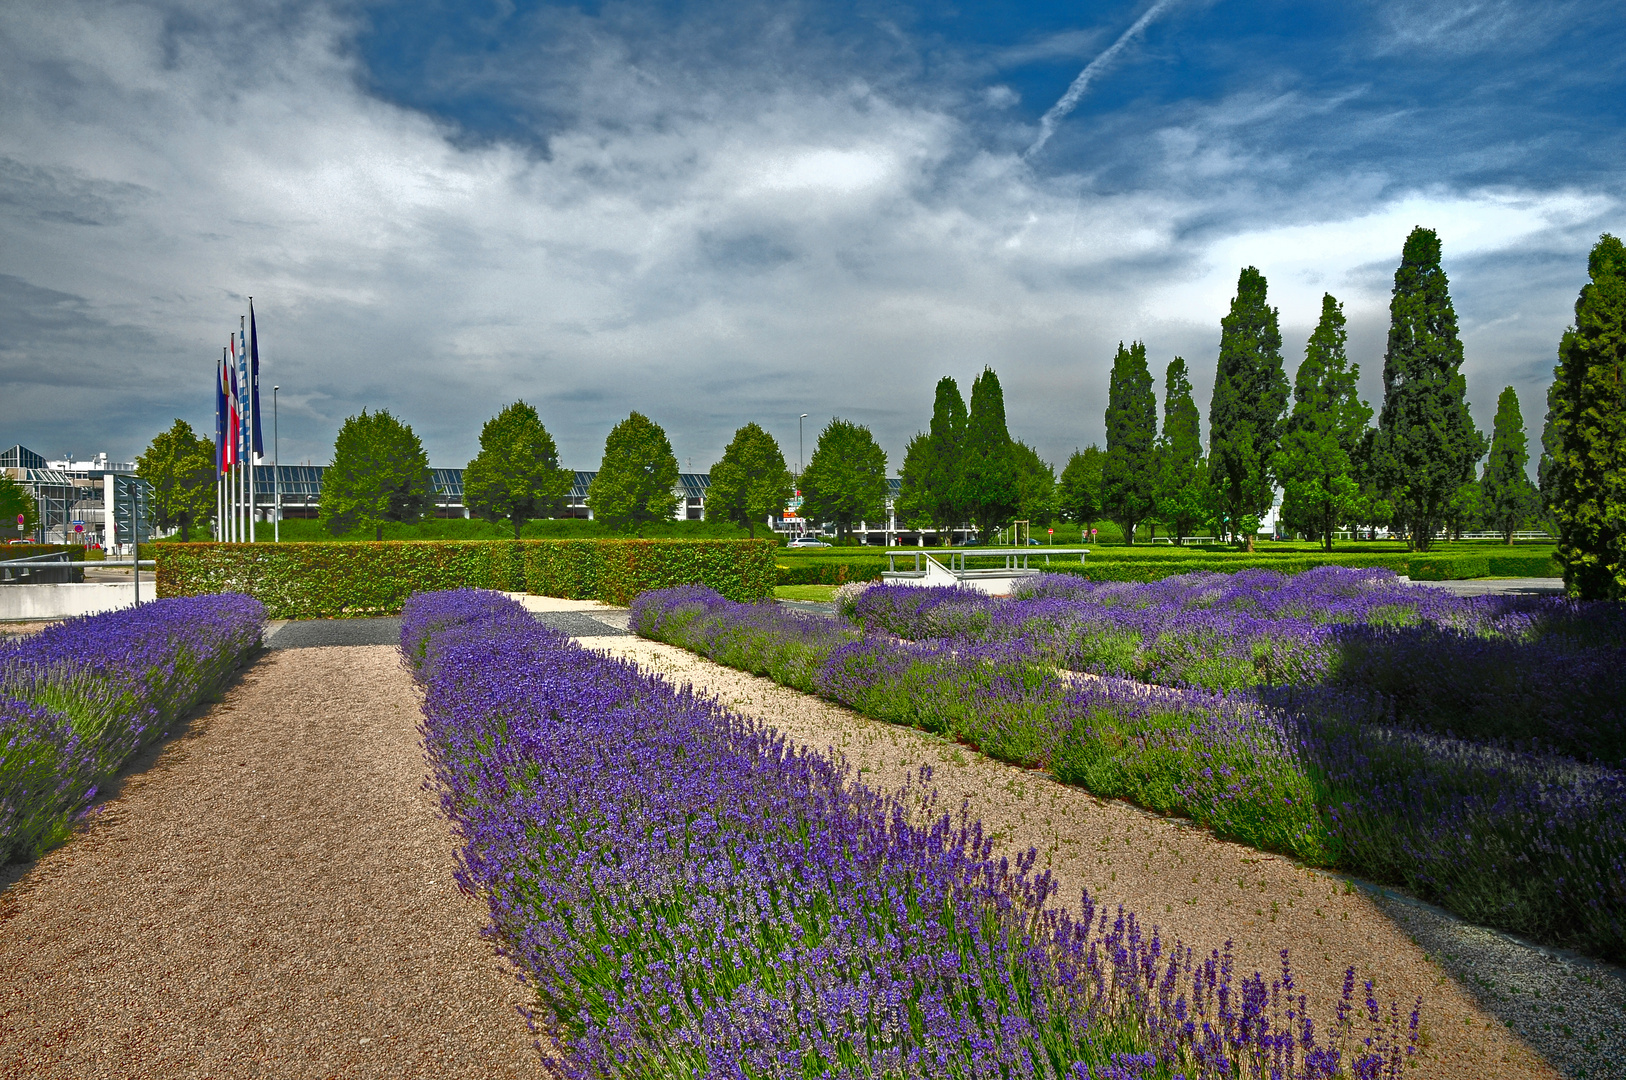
[0,551,82,584]
[884,547,1090,576]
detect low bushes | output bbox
[0,595,265,861]
[406,589,1416,1078]
[157,539,776,617]
[633,585,1626,961]
[774,555,889,585]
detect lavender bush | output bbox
[633,586,1626,960]
[851,570,1626,766]
[407,589,1417,1078]
[0,595,265,861]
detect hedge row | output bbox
[156,539,778,618]
[0,545,85,562]
[775,557,891,585]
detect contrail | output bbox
[1025,0,1179,160]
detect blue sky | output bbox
[2,0,1621,473]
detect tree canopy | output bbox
[959,368,1017,538]
[463,401,572,538]
[588,412,680,531]
[1101,341,1158,544]
[1208,266,1288,547]
[0,473,38,539]
[707,422,793,538]
[1369,228,1485,551]
[1057,445,1105,528]
[135,419,216,542]
[801,418,887,544]
[1479,386,1540,544]
[1547,233,1626,599]
[322,409,435,541]
[1010,440,1056,529]
[1275,294,1372,549]
[1155,356,1208,542]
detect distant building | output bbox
[2,445,153,547]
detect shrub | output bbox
[156,539,776,618]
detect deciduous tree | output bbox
[707,422,793,539]
[1547,233,1626,599]
[1010,440,1056,529]
[1102,341,1158,544]
[588,412,680,531]
[1058,446,1105,530]
[1479,386,1540,544]
[0,473,37,539]
[1369,228,1485,551]
[463,401,572,538]
[801,418,887,544]
[322,409,434,541]
[135,419,216,542]
[1275,295,1372,550]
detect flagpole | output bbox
[247,305,256,545]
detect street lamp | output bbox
[798,414,808,477]
[272,386,280,543]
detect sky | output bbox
[2,0,1622,475]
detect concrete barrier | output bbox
[0,583,136,622]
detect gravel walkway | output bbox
[588,634,1575,1080]
[0,645,540,1079]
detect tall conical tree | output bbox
[1479,386,1540,545]
[1102,341,1159,544]
[959,368,1018,539]
[1369,227,1486,551]
[925,376,969,543]
[1547,233,1626,599]
[1155,356,1207,542]
[1208,266,1288,549]
[1275,294,1372,549]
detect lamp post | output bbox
[272,386,280,542]
[798,414,808,477]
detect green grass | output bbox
[773,584,838,601]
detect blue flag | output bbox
[249,300,265,457]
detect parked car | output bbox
[786,536,832,548]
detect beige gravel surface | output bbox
[0,645,540,1080]
[588,635,1564,1080]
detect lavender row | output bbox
[0,595,266,861]
[847,569,1626,765]
[406,588,1419,1079]
[634,586,1626,962]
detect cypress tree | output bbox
[1548,233,1626,599]
[1479,386,1540,544]
[924,377,969,544]
[1208,267,1288,549]
[1155,356,1207,542]
[1369,227,1485,551]
[960,368,1018,540]
[1275,294,1372,549]
[1101,341,1158,544]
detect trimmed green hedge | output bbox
[776,558,890,585]
[156,539,777,618]
[1012,549,1559,584]
[0,544,85,562]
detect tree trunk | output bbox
[1245,534,1255,553]
[180,520,190,542]
[513,519,522,539]
[375,524,383,541]
[1504,527,1514,545]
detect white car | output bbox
[786,536,831,548]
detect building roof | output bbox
[0,445,46,470]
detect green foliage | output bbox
[1056,445,1104,526]
[1547,234,1626,600]
[0,473,39,537]
[1208,267,1289,545]
[1155,356,1208,541]
[1101,342,1158,544]
[463,401,572,538]
[1369,228,1486,552]
[1009,440,1056,526]
[899,376,969,542]
[321,409,435,541]
[588,412,681,531]
[707,422,792,539]
[156,539,777,616]
[253,515,757,543]
[959,368,1018,537]
[1275,295,1372,550]
[134,419,216,542]
[774,556,889,585]
[800,418,887,544]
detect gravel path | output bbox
[587,634,1572,1080]
[0,645,540,1079]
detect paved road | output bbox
[1399,576,1565,596]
